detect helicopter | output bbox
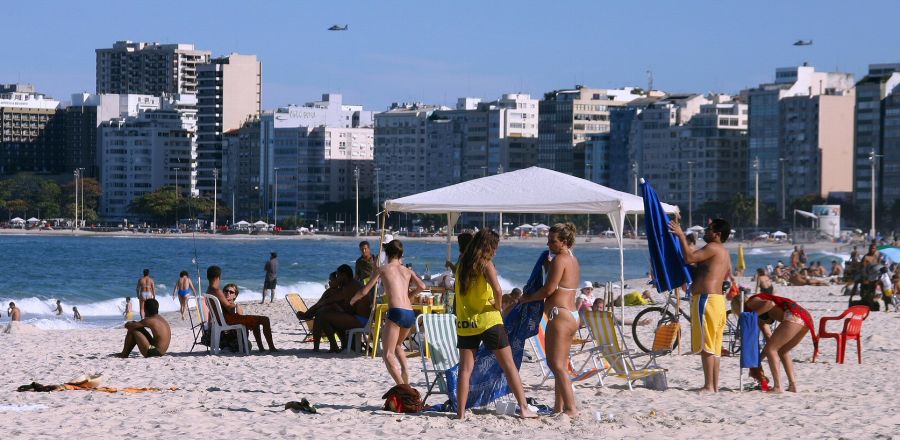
[793,40,813,46]
[328,25,349,31]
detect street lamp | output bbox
[212,168,218,234]
[78,167,85,226]
[753,157,759,228]
[354,166,359,237]
[687,160,694,228]
[73,169,79,231]
[273,167,279,231]
[480,166,488,228]
[373,167,381,213]
[779,157,786,221]
[869,150,883,239]
[174,167,180,230]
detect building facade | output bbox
[746,65,855,217]
[97,96,198,221]
[65,93,161,178]
[0,84,63,176]
[95,41,210,95]
[374,103,446,200]
[852,63,900,215]
[538,86,643,176]
[223,119,262,222]
[196,54,261,198]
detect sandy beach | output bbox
[1,280,896,440]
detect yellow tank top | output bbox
[455,271,504,336]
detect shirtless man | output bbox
[790,246,800,269]
[311,265,370,352]
[829,260,843,278]
[670,218,732,393]
[55,299,63,315]
[136,269,156,319]
[116,298,170,358]
[8,302,21,321]
[207,265,278,352]
[350,240,425,385]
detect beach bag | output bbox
[382,384,424,413]
[641,373,668,391]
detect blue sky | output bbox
[3,0,899,110]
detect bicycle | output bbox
[630,291,741,355]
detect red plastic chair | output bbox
[812,305,870,364]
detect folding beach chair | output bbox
[417,313,459,404]
[187,294,210,353]
[528,314,603,387]
[582,310,667,390]
[285,293,315,342]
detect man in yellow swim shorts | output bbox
[669,218,732,393]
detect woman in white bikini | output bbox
[520,222,581,417]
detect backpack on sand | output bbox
[382,384,424,413]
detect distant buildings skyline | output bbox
[5,38,900,232]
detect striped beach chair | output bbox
[417,313,459,404]
[528,314,604,387]
[582,310,667,390]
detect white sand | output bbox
[1,283,897,439]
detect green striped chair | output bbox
[417,313,459,404]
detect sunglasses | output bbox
[224,289,237,294]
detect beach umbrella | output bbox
[10,217,25,224]
[641,179,692,293]
[516,223,533,230]
[737,244,746,273]
[878,246,900,263]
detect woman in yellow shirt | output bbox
[455,230,536,420]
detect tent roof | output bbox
[515,224,533,229]
[253,221,268,226]
[26,217,40,222]
[384,167,679,215]
[234,220,251,226]
[10,217,24,223]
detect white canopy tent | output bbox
[10,217,25,224]
[27,217,40,223]
[515,224,533,230]
[772,230,788,238]
[234,220,251,227]
[384,166,680,323]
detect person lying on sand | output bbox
[116,298,170,358]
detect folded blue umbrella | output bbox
[641,179,692,292]
[739,311,760,369]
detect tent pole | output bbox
[446,213,453,262]
[619,210,626,328]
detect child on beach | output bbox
[880,267,893,312]
[350,239,425,385]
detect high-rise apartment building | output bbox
[631,95,748,220]
[222,118,261,222]
[65,93,161,178]
[196,54,261,198]
[852,63,900,214]
[0,84,63,176]
[95,41,210,95]
[245,94,375,221]
[374,103,446,200]
[538,86,643,176]
[97,96,198,221]
[746,64,855,217]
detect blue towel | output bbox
[642,180,692,293]
[445,251,546,410]
[739,311,760,369]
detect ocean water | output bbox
[0,234,846,329]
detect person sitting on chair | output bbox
[207,266,277,353]
[306,265,371,352]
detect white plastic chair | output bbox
[204,294,250,355]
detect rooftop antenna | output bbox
[646,69,653,95]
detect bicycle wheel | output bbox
[632,306,684,353]
[724,310,741,356]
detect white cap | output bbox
[582,281,593,290]
[382,233,394,244]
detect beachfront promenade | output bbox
[0,278,895,439]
